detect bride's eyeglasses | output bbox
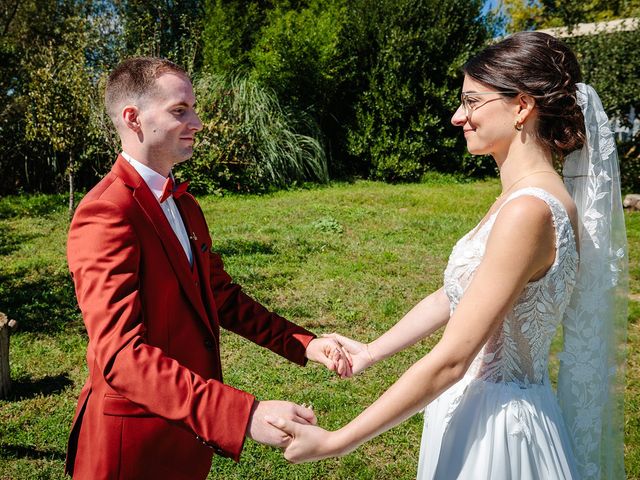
[460,91,517,118]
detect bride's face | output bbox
[451,76,520,158]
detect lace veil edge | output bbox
[558,83,629,480]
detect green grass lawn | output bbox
[0,180,638,479]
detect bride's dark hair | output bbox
[464,31,586,158]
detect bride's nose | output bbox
[451,105,467,127]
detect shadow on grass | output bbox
[0,194,67,220]
[0,225,38,256]
[0,443,66,461]
[0,269,82,334]
[9,373,73,400]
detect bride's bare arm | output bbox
[269,196,557,462]
[369,286,451,362]
[324,287,450,375]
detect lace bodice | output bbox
[444,188,579,386]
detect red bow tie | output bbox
[159,177,189,203]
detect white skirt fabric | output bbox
[417,376,579,480]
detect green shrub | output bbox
[203,0,268,75]
[201,0,494,182]
[203,0,353,177]
[249,1,346,118]
[346,0,491,182]
[177,74,328,193]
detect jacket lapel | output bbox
[111,156,213,336]
[174,196,219,324]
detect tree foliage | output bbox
[8,0,638,194]
[1,0,109,196]
[502,0,640,32]
[24,16,105,213]
[201,0,493,183]
[120,0,204,73]
[0,0,206,196]
[203,0,269,74]
[346,0,492,181]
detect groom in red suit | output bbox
[65,57,349,480]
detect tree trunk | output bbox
[68,154,75,218]
[0,312,17,399]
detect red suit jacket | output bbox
[65,156,315,479]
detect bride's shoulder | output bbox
[489,196,555,250]
[498,194,554,225]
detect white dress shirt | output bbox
[121,152,193,266]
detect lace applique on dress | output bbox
[443,188,578,388]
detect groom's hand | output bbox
[246,400,316,447]
[321,333,374,376]
[305,337,352,378]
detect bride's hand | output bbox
[265,415,344,463]
[322,333,375,376]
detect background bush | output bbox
[566,26,640,193]
[345,0,493,181]
[177,74,328,194]
[2,0,638,195]
[202,0,493,184]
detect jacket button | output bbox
[204,339,214,350]
[194,280,199,287]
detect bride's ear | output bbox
[516,94,536,126]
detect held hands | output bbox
[265,415,344,463]
[261,333,373,462]
[321,333,375,376]
[305,337,353,378]
[246,400,317,448]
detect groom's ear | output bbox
[122,105,141,133]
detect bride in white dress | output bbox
[268,32,628,480]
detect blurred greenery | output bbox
[202,0,494,182]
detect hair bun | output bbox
[464,31,585,158]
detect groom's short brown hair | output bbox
[104,57,188,125]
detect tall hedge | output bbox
[345,0,491,181]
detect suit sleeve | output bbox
[209,253,316,366]
[68,198,253,461]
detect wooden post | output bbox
[0,312,17,399]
